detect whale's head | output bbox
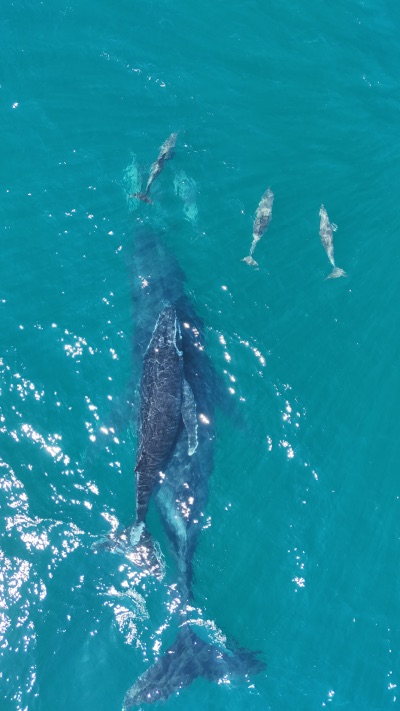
[152,305,182,352]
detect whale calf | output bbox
[319,204,347,279]
[243,187,274,267]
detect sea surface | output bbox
[1,1,400,709]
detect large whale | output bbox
[95,225,210,550]
[99,223,265,705]
[102,301,198,568]
[134,304,198,525]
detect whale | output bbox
[97,223,265,705]
[98,300,198,570]
[134,305,197,524]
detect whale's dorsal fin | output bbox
[182,379,198,456]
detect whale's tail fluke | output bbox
[93,523,163,577]
[326,266,347,280]
[123,624,265,708]
[130,192,153,204]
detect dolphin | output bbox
[243,187,274,267]
[131,132,178,203]
[319,205,347,279]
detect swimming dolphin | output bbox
[319,205,347,279]
[132,132,178,203]
[242,187,274,267]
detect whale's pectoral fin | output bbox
[92,523,165,579]
[331,222,338,232]
[181,379,198,456]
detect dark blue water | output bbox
[1,1,400,709]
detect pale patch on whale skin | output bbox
[174,170,199,227]
[181,378,198,456]
[123,153,142,212]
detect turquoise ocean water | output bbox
[2,1,400,709]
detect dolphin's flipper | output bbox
[123,625,265,708]
[181,379,198,456]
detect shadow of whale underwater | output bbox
[101,224,266,706]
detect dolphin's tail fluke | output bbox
[130,192,153,204]
[242,255,258,267]
[123,624,265,708]
[326,266,347,280]
[93,523,163,576]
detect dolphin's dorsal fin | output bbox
[182,379,198,456]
